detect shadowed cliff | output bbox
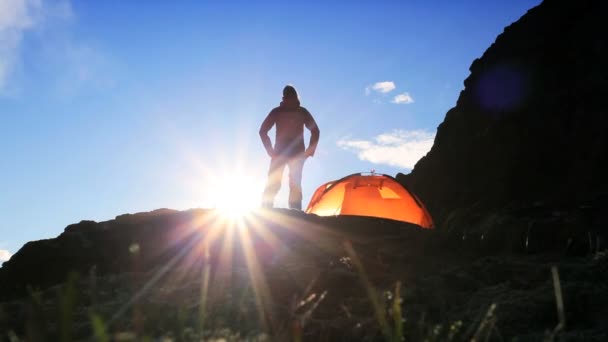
[398,0,608,248]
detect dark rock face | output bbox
[398,0,608,244]
[0,209,207,299]
[1,208,607,340]
[0,209,433,302]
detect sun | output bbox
[207,173,265,219]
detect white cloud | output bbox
[392,92,415,104]
[0,0,74,95]
[0,0,43,92]
[366,81,396,95]
[338,130,435,169]
[0,249,12,262]
[0,0,39,30]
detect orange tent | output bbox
[305,173,434,228]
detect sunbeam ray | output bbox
[237,219,276,333]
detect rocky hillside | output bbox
[398,0,608,245]
[1,209,607,340]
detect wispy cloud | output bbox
[392,92,415,104]
[0,0,99,97]
[0,0,43,93]
[0,249,11,262]
[338,130,435,169]
[365,81,396,95]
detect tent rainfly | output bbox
[305,173,434,229]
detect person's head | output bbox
[283,85,298,100]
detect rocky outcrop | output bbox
[0,209,223,299]
[399,0,608,245]
[0,209,433,302]
[1,208,607,340]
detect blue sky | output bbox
[0,0,541,259]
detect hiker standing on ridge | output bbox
[259,85,320,210]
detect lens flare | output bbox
[207,174,265,219]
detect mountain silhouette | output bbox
[398,0,608,253]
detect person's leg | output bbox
[287,157,305,210]
[261,156,286,208]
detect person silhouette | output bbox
[259,85,320,209]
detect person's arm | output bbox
[303,109,320,157]
[259,110,277,157]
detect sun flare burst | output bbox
[207,173,265,219]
